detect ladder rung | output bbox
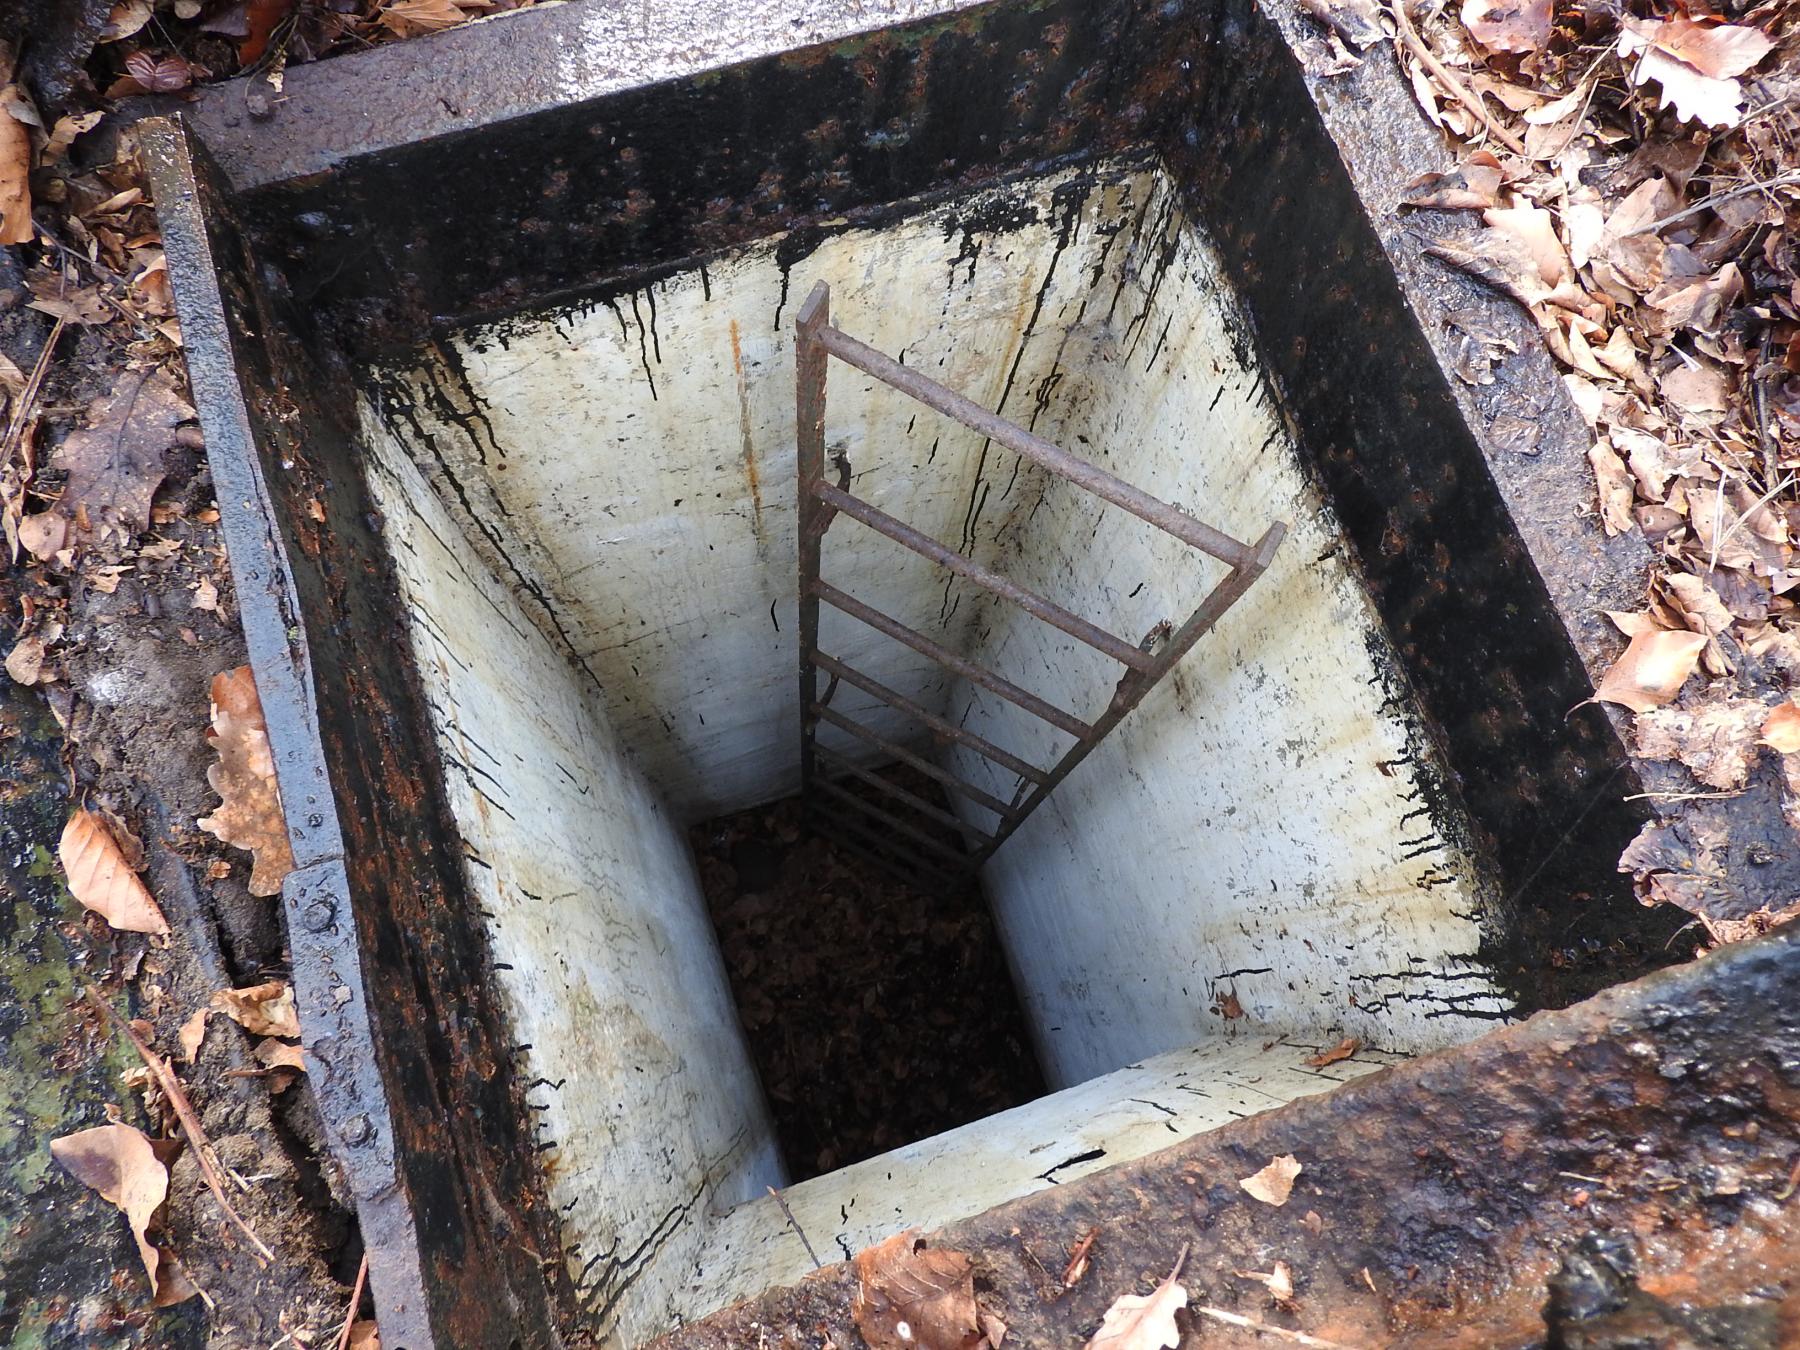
[814,744,993,843]
[809,651,1047,787]
[806,805,965,888]
[809,703,1016,818]
[813,319,1259,568]
[812,580,1092,739]
[813,777,974,864]
[814,483,1154,672]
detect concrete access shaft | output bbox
[145,0,1799,1345]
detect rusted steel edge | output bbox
[813,482,1155,672]
[141,116,436,1350]
[810,651,1047,787]
[813,581,1091,739]
[811,702,1016,819]
[969,525,1286,866]
[813,775,978,863]
[814,743,994,842]
[812,319,1258,568]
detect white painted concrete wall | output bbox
[940,171,1508,1084]
[685,1033,1405,1319]
[362,163,1158,820]
[358,431,784,1348]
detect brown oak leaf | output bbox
[853,1230,985,1350]
[197,666,295,896]
[212,980,301,1039]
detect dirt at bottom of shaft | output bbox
[692,764,1046,1182]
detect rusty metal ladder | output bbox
[795,280,1286,888]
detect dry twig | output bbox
[1388,0,1528,156]
[1193,1304,1355,1347]
[766,1185,822,1269]
[335,1251,371,1350]
[1623,169,1800,238]
[2,315,65,466]
[88,987,276,1264]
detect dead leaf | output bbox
[1063,1227,1100,1288]
[212,981,301,1039]
[192,575,219,613]
[1484,202,1571,289]
[1240,1154,1303,1207]
[1425,230,1550,310]
[254,1037,305,1070]
[1235,1261,1295,1303]
[1635,700,1766,790]
[122,51,195,95]
[0,87,31,246]
[100,0,155,41]
[1214,987,1245,1019]
[50,1123,187,1300]
[1662,573,1733,639]
[1303,1037,1360,1067]
[1698,900,1800,947]
[1085,1250,1188,1350]
[347,1323,381,1350]
[853,1230,983,1350]
[43,110,104,163]
[1629,15,1774,81]
[61,807,170,935]
[1461,0,1551,54]
[253,1037,306,1092]
[378,0,471,37]
[56,368,193,539]
[1400,153,1504,211]
[240,0,299,64]
[1588,440,1635,536]
[1296,0,1384,51]
[197,666,295,897]
[1661,361,1732,418]
[1605,609,1667,639]
[18,510,71,560]
[178,1008,210,1063]
[26,267,113,325]
[6,633,51,686]
[1594,629,1707,713]
[1645,264,1742,338]
[1618,18,1768,129]
[1761,699,1800,755]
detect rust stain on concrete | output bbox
[730,318,766,548]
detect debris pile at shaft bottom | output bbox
[692,766,1045,1180]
